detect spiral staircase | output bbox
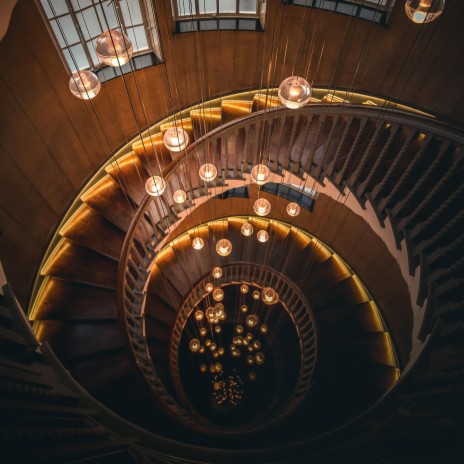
[2,88,463,462]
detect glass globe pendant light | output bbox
[246,314,259,328]
[163,127,189,152]
[240,284,249,294]
[145,176,166,196]
[205,283,214,293]
[257,230,269,243]
[252,290,260,300]
[194,310,204,321]
[96,30,133,67]
[199,163,218,182]
[262,287,279,305]
[212,267,223,279]
[69,70,101,100]
[212,288,224,302]
[405,0,445,23]
[278,76,312,109]
[287,202,301,217]
[189,338,200,352]
[216,238,232,256]
[241,223,254,236]
[250,164,271,185]
[253,198,271,217]
[173,189,187,204]
[192,237,204,250]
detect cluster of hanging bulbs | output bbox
[189,274,277,382]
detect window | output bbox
[39,0,162,72]
[172,0,266,32]
[284,0,397,25]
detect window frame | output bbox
[172,0,261,19]
[37,0,162,73]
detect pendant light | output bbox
[163,127,189,152]
[216,238,232,256]
[96,30,133,67]
[286,202,301,217]
[199,163,218,182]
[250,164,271,185]
[145,176,166,196]
[69,70,101,100]
[253,198,271,216]
[278,76,312,109]
[405,0,445,23]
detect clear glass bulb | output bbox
[257,230,269,243]
[189,338,200,352]
[145,176,166,196]
[199,163,218,182]
[286,202,301,217]
[216,238,232,256]
[278,76,312,109]
[405,0,445,23]
[194,310,204,321]
[240,284,249,294]
[253,198,271,217]
[173,189,187,204]
[250,164,271,185]
[192,237,204,250]
[262,287,278,305]
[163,127,189,152]
[69,70,101,100]
[205,283,214,293]
[96,30,133,67]
[212,267,223,278]
[212,288,224,302]
[241,223,254,236]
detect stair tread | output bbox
[31,279,117,321]
[105,155,148,206]
[81,176,136,232]
[60,205,125,261]
[41,240,118,289]
[35,320,125,361]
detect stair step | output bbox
[81,177,136,232]
[315,301,383,332]
[252,93,282,112]
[70,350,132,392]
[308,276,367,311]
[41,240,118,290]
[60,205,125,261]
[31,279,117,321]
[318,329,394,366]
[35,320,125,362]
[221,100,253,124]
[190,107,222,138]
[105,154,147,206]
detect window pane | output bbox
[70,0,93,10]
[86,39,99,67]
[51,16,80,48]
[76,7,102,40]
[120,0,144,26]
[127,26,149,52]
[239,0,257,14]
[199,0,217,14]
[177,0,197,16]
[63,43,90,70]
[96,2,119,30]
[219,0,236,13]
[40,0,69,19]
